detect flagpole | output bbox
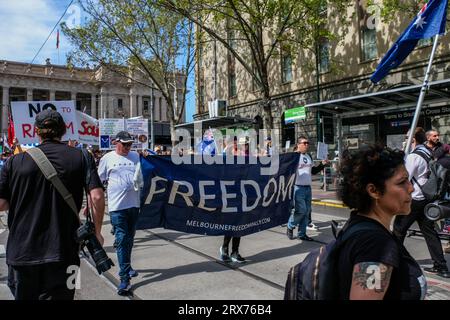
[404,34,440,155]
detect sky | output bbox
[0,0,195,122]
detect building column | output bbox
[2,87,9,133]
[27,88,33,101]
[71,92,77,101]
[108,95,115,118]
[129,88,136,118]
[138,95,143,116]
[49,90,56,101]
[91,93,97,118]
[100,88,107,118]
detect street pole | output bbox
[150,86,154,150]
[404,34,440,155]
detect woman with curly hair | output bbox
[336,144,426,300]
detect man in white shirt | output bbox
[286,136,328,241]
[394,127,449,278]
[98,131,141,294]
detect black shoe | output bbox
[298,235,314,241]
[286,227,294,240]
[423,265,450,277]
[230,252,246,263]
[424,266,441,274]
[437,270,450,278]
[219,246,231,262]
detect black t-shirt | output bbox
[0,141,103,266]
[337,215,427,300]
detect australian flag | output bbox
[197,129,216,155]
[371,0,448,83]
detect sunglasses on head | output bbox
[298,141,310,145]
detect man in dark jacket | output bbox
[0,109,105,299]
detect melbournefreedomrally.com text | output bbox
[186,218,271,232]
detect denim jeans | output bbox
[110,207,140,281]
[287,185,311,237]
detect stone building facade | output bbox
[195,1,450,155]
[0,59,185,144]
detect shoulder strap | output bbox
[412,149,432,163]
[26,148,79,218]
[339,221,382,243]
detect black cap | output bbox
[115,131,134,143]
[34,109,65,130]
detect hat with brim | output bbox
[115,131,134,143]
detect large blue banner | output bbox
[136,153,299,237]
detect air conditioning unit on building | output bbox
[208,99,227,118]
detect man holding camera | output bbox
[394,127,449,278]
[0,109,105,299]
[98,131,140,295]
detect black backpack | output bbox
[412,149,450,202]
[284,221,375,300]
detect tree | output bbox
[62,0,196,145]
[160,0,353,131]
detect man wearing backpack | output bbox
[393,127,450,278]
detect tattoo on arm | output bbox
[352,262,393,293]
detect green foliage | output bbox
[368,0,427,21]
[161,0,353,129]
[62,0,195,129]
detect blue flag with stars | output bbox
[371,0,448,83]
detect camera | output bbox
[424,200,450,221]
[76,221,114,274]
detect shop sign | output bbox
[284,106,306,124]
[349,124,370,132]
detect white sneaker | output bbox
[307,223,319,231]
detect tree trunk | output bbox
[260,92,274,132]
[169,115,179,147]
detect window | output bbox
[319,0,327,16]
[143,100,149,112]
[118,98,123,110]
[319,40,330,73]
[229,73,236,97]
[281,53,292,83]
[359,2,377,62]
[227,24,237,51]
[361,27,377,61]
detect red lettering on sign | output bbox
[22,124,37,138]
[78,120,99,137]
[66,122,74,134]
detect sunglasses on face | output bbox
[121,142,133,147]
[298,141,310,145]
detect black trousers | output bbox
[9,261,78,300]
[393,199,447,269]
[223,236,241,253]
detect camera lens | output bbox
[426,205,441,221]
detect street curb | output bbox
[312,200,347,209]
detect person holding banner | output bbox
[0,109,105,300]
[98,131,141,295]
[286,136,328,241]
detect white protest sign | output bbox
[99,118,149,150]
[99,118,126,150]
[76,111,99,145]
[317,142,329,160]
[11,101,77,144]
[126,118,149,150]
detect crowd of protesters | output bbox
[1,111,450,300]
